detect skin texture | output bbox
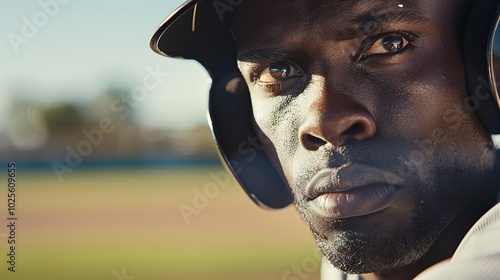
[232,0,497,279]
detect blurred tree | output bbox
[44,104,83,130]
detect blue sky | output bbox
[0,0,211,130]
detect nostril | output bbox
[299,103,377,149]
[341,123,364,137]
[306,134,327,146]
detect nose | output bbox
[299,92,377,150]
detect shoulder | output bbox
[415,202,500,280]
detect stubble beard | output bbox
[293,183,438,274]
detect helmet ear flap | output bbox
[463,0,500,134]
[208,73,294,209]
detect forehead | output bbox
[232,0,458,49]
[235,0,420,19]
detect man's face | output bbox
[233,0,497,274]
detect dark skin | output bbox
[232,0,497,279]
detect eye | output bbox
[360,33,414,60]
[258,62,304,84]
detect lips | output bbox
[305,164,404,219]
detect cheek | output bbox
[379,41,468,141]
[250,93,303,178]
[381,54,492,180]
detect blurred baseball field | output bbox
[0,164,320,280]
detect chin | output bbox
[295,199,438,274]
[312,218,433,274]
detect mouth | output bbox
[305,164,404,219]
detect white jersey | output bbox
[321,202,500,280]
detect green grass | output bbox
[0,166,319,280]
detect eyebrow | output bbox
[237,49,297,64]
[237,6,430,62]
[339,10,429,39]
